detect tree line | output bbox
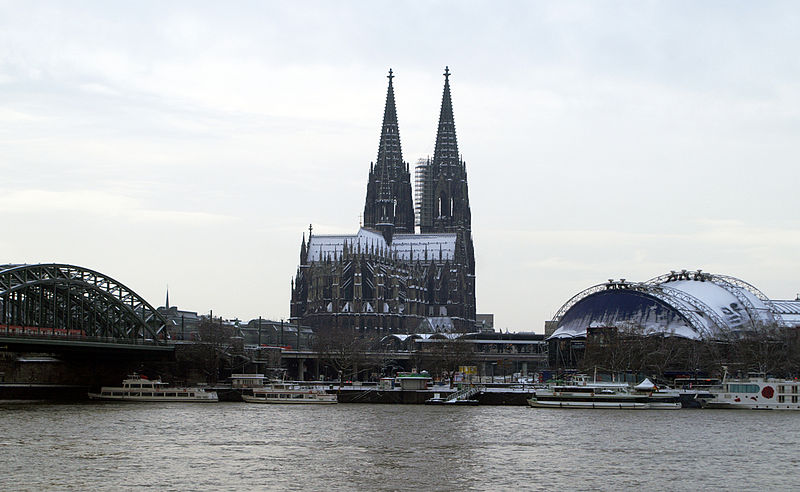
[579,324,800,380]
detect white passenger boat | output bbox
[88,375,218,402]
[527,376,681,410]
[699,375,800,410]
[242,383,337,404]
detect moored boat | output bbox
[699,375,800,410]
[242,382,337,404]
[527,376,681,410]
[88,374,218,402]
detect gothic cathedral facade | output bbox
[290,68,476,334]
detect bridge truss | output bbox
[0,264,169,344]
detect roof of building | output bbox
[549,270,796,340]
[771,299,800,325]
[306,227,456,263]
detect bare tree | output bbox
[420,338,475,387]
[725,324,795,377]
[194,317,236,384]
[314,326,369,385]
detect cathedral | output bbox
[290,68,476,335]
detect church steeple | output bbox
[377,68,401,166]
[420,67,472,235]
[363,69,415,242]
[432,66,460,169]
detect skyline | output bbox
[2,2,800,331]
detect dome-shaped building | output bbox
[549,269,800,341]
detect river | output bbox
[1,401,799,491]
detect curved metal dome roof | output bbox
[549,269,787,340]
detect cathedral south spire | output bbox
[363,69,415,242]
[420,66,472,236]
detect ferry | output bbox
[242,382,337,404]
[699,375,800,410]
[527,376,681,410]
[88,375,218,402]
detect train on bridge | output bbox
[2,325,92,338]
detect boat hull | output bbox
[703,402,800,410]
[242,394,337,404]
[425,398,479,406]
[528,397,680,410]
[88,392,218,402]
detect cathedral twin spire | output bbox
[363,69,414,242]
[364,67,470,243]
[293,67,477,330]
[432,67,460,170]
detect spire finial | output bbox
[388,68,394,83]
[444,66,450,80]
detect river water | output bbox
[1,401,799,491]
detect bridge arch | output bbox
[0,264,169,343]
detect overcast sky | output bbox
[2,1,799,332]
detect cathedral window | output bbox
[438,192,450,217]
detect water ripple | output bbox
[2,402,800,490]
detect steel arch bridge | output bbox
[0,264,169,345]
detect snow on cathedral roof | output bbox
[392,233,457,261]
[306,227,456,262]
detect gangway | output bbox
[426,385,482,405]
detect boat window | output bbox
[155,393,164,397]
[728,384,759,393]
[112,392,123,396]
[190,393,195,397]
[793,386,799,394]
[166,393,177,397]
[177,393,188,397]
[779,396,785,403]
[793,396,798,403]
[292,394,304,399]
[130,384,141,388]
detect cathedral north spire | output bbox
[420,67,472,237]
[433,66,460,169]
